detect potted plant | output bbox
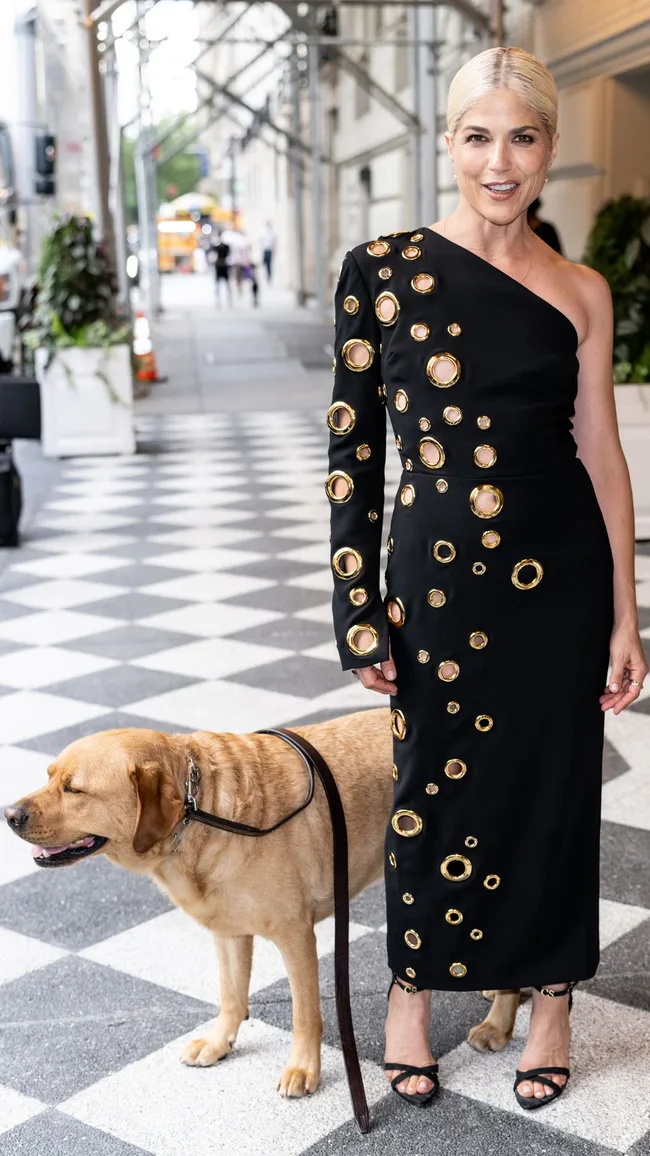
[25,213,135,457]
[583,194,650,537]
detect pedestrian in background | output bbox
[211,232,232,307]
[527,196,563,254]
[260,219,276,282]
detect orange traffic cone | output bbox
[133,311,166,384]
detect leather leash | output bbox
[182,725,370,1134]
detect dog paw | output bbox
[180,1037,231,1067]
[277,1064,321,1097]
[467,1021,512,1053]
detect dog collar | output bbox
[170,754,201,854]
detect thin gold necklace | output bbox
[442,216,534,287]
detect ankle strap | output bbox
[534,981,577,998]
[391,972,418,995]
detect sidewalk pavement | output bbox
[0,275,648,1156]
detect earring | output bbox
[453,174,458,182]
[544,174,549,183]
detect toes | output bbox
[517,1080,533,1097]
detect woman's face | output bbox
[446,88,557,222]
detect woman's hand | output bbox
[600,622,648,714]
[353,643,397,695]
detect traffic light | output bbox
[35,133,56,196]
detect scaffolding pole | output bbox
[290,48,306,307]
[308,40,326,316]
[134,0,162,318]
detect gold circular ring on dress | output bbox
[470,929,483,940]
[342,338,375,372]
[402,244,422,260]
[449,961,467,978]
[474,444,497,468]
[404,929,421,949]
[391,809,422,837]
[411,272,436,294]
[405,966,416,978]
[390,708,406,740]
[410,233,424,241]
[346,624,379,657]
[368,510,378,522]
[418,416,431,430]
[394,389,409,412]
[448,322,462,336]
[327,401,355,434]
[445,908,463,924]
[428,588,446,607]
[375,291,400,326]
[433,540,456,563]
[443,405,463,425]
[481,530,500,549]
[475,714,493,731]
[465,836,478,848]
[343,295,359,314]
[444,758,467,779]
[484,874,501,890]
[477,414,491,430]
[356,443,372,460]
[400,484,416,507]
[411,322,430,341]
[402,892,414,905]
[386,597,406,626]
[387,536,394,553]
[469,631,488,649]
[349,587,368,606]
[438,659,460,682]
[325,471,354,503]
[436,479,448,493]
[367,239,390,257]
[417,649,430,663]
[332,547,362,580]
[378,266,392,279]
[426,353,461,388]
[472,561,486,575]
[425,782,439,794]
[447,700,460,713]
[511,558,544,590]
[389,851,397,868]
[392,763,399,782]
[441,854,472,882]
[469,484,504,519]
[418,437,445,469]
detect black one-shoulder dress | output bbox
[327,226,614,992]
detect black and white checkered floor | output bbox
[0,411,649,1155]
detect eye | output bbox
[513,133,535,143]
[62,784,83,794]
[466,133,486,143]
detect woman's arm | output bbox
[571,266,648,712]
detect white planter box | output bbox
[614,383,650,539]
[36,344,135,458]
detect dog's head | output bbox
[3,729,187,869]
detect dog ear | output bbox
[130,760,185,854]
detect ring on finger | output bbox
[629,678,643,688]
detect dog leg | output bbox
[467,989,521,1052]
[181,934,253,1067]
[275,926,323,1097]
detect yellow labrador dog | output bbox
[3,706,519,1094]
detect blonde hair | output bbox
[447,47,557,144]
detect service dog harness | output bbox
[178,726,370,1134]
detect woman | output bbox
[326,46,646,1112]
[527,195,563,254]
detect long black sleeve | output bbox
[326,248,389,671]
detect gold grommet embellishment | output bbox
[387,536,394,553]
[404,459,413,471]
[443,405,463,425]
[477,415,491,430]
[386,597,406,626]
[450,962,467,978]
[437,659,460,682]
[327,401,355,434]
[402,244,421,260]
[411,322,430,341]
[375,291,400,326]
[441,854,472,882]
[395,434,402,450]
[427,588,446,607]
[426,353,461,388]
[400,484,415,507]
[411,271,435,294]
[481,530,500,549]
[436,479,448,493]
[405,966,416,978]
[511,558,544,590]
[418,416,431,431]
[381,383,388,398]
[342,338,375,372]
[392,762,398,781]
[465,836,478,848]
[394,389,409,412]
[425,782,439,794]
[349,587,368,606]
[433,540,456,563]
[367,239,390,257]
[389,851,397,868]
[390,708,406,740]
[469,630,488,649]
[445,908,463,924]
[417,649,430,663]
[378,266,392,280]
[484,874,500,890]
[445,758,467,779]
[410,233,424,242]
[418,437,445,469]
[470,928,483,940]
[368,509,378,521]
[475,714,493,731]
[404,929,421,949]
[469,485,503,519]
[343,295,359,314]
[346,623,380,657]
[474,444,497,468]
[402,892,414,904]
[447,700,460,714]
[472,562,486,575]
[332,547,362,579]
[391,809,422,837]
[448,322,462,336]
[325,471,354,503]
[356,443,371,460]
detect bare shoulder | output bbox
[567,261,613,331]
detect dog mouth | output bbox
[31,834,108,868]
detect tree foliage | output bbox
[122,121,204,224]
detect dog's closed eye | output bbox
[62,783,83,794]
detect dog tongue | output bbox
[31,836,95,858]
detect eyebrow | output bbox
[462,124,540,134]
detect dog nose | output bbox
[4,805,29,832]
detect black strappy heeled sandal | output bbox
[513,981,577,1110]
[384,974,440,1108]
